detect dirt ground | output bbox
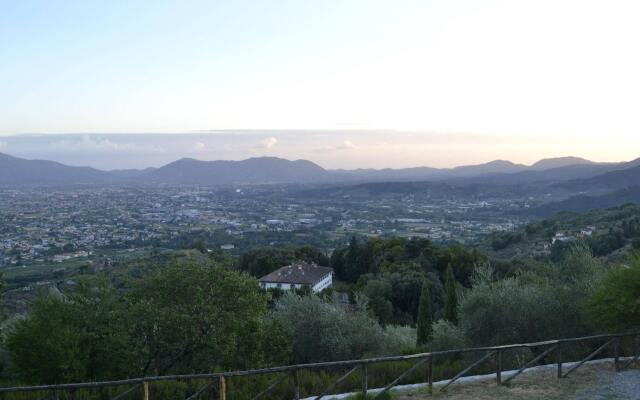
[392,362,640,400]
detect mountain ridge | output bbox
[1,152,639,188]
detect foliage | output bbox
[358,263,442,326]
[416,279,433,346]
[271,293,403,363]
[382,325,417,354]
[460,245,603,347]
[5,260,273,384]
[491,231,524,250]
[590,256,640,331]
[444,264,458,324]
[429,319,466,352]
[331,237,486,286]
[125,261,269,374]
[6,280,132,384]
[239,246,329,277]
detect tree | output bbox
[444,264,458,324]
[192,239,207,253]
[590,256,640,332]
[460,251,601,347]
[271,293,403,363]
[125,261,269,374]
[6,280,132,384]
[416,279,433,346]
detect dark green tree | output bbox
[444,264,458,324]
[126,261,269,374]
[6,280,132,384]
[590,256,640,331]
[416,279,433,346]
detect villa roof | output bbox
[258,262,333,285]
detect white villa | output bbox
[258,262,333,293]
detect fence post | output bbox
[427,356,434,394]
[362,364,368,398]
[143,381,150,400]
[614,337,620,372]
[292,370,300,400]
[219,376,226,400]
[556,344,563,379]
[496,350,503,385]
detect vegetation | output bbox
[590,255,640,331]
[489,203,640,261]
[416,279,433,346]
[0,226,639,397]
[444,264,458,324]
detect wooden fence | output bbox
[0,332,638,399]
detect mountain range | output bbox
[1,152,639,189]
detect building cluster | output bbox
[0,186,531,267]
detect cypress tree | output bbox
[416,279,433,346]
[444,263,459,324]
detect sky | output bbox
[1,0,639,169]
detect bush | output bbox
[590,256,640,331]
[382,325,417,354]
[125,262,269,374]
[459,249,600,347]
[429,320,465,352]
[6,281,132,384]
[271,293,397,363]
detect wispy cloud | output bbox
[260,137,278,149]
[0,141,7,152]
[48,135,165,154]
[315,140,356,153]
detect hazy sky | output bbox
[1,0,639,168]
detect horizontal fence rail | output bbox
[1,332,639,399]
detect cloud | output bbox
[261,137,278,149]
[48,135,165,154]
[193,142,206,152]
[0,141,7,152]
[315,140,356,153]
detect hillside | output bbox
[0,152,114,185]
[529,186,640,218]
[487,203,640,260]
[144,156,331,185]
[2,151,639,193]
[558,164,640,192]
[530,156,597,170]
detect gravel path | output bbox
[576,369,640,400]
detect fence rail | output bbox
[1,332,639,399]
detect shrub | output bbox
[271,293,392,363]
[382,325,417,354]
[6,281,132,384]
[590,256,640,331]
[429,319,465,352]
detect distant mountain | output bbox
[1,151,638,188]
[557,163,640,192]
[452,159,640,186]
[330,160,528,182]
[449,160,528,176]
[530,157,597,170]
[144,157,330,185]
[528,186,640,218]
[0,152,113,185]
